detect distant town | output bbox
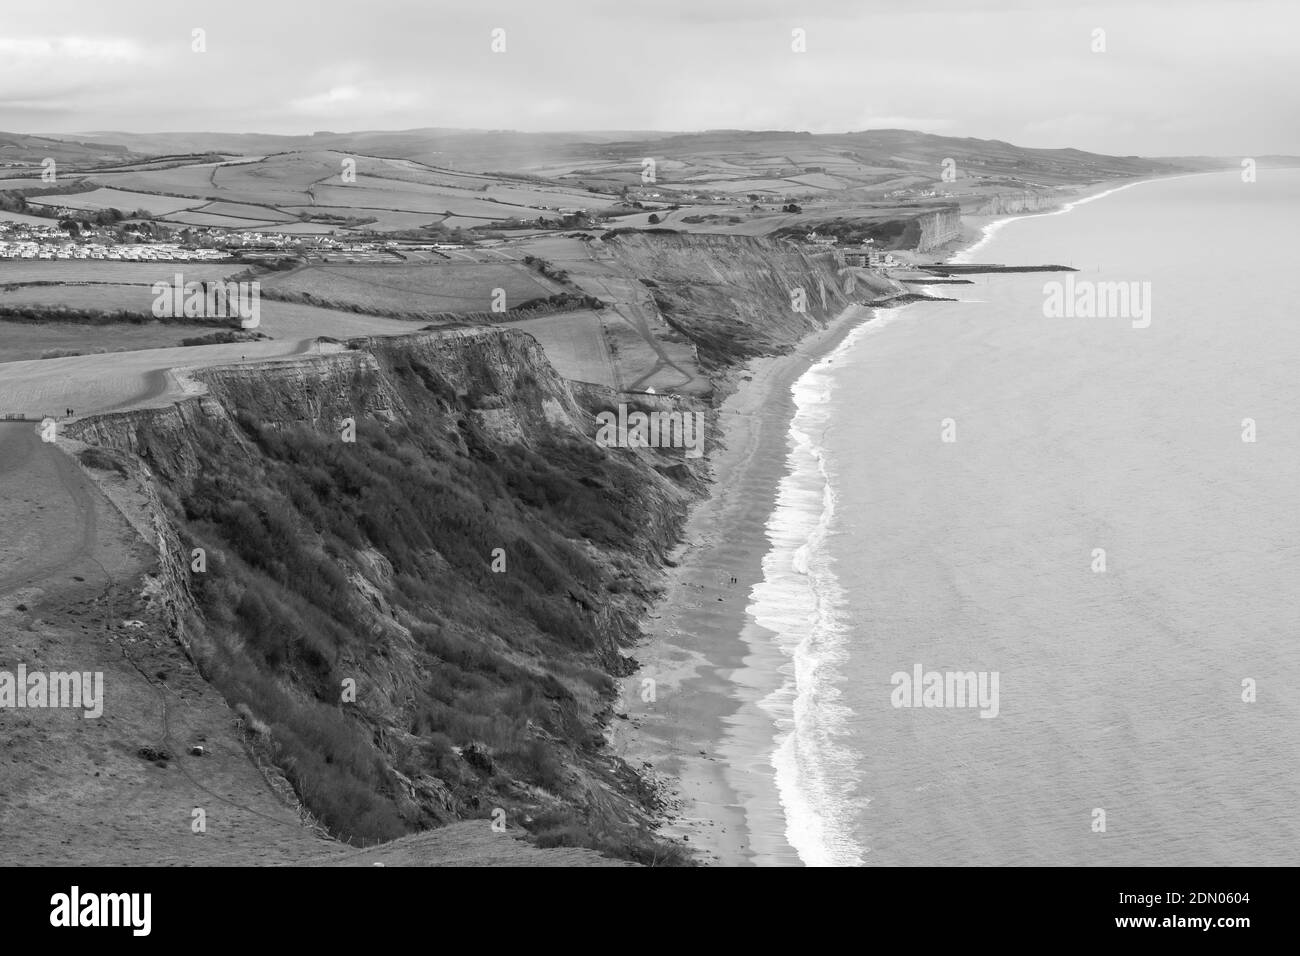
[0,219,430,263]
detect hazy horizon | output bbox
[3,0,1297,156]
[18,125,1299,163]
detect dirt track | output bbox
[0,422,348,864]
[0,424,99,596]
[0,339,308,421]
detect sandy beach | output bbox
[609,175,1179,867]
[609,301,875,866]
[605,202,1033,866]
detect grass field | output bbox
[0,340,308,417]
[54,152,616,239]
[259,221,346,235]
[0,209,61,225]
[0,319,211,363]
[27,188,204,216]
[0,283,423,340]
[284,206,443,231]
[0,283,160,312]
[162,211,280,229]
[499,309,617,387]
[439,215,498,229]
[252,300,422,340]
[310,183,520,218]
[0,178,67,190]
[0,261,242,285]
[87,164,222,197]
[196,200,299,222]
[260,261,554,315]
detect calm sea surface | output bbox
[752,169,1300,865]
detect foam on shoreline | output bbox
[614,175,1187,865]
[950,173,1209,264]
[608,302,874,866]
[621,169,1235,867]
[753,321,865,865]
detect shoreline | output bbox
[609,301,875,866]
[939,171,1218,264]
[612,172,1185,866]
[609,190,1065,867]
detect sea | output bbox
[749,168,1300,865]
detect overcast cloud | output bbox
[1,0,1295,155]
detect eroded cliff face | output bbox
[57,232,887,863]
[67,326,703,862]
[913,206,963,251]
[600,232,857,367]
[904,189,1073,251]
[965,188,1070,216]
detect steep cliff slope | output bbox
[48,229,877,863]
[67,326,703,861]
[599,232,856,368]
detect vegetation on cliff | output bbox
[601,232,855,367]
[116,334,694,862]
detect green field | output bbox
[196,200,299,222]
[27,187,204,216]
[163,211,280,229]
[87,163,223,197]
[0,261,242,285]
[0,209,64,225]
[70,150,616,235]
[0,283,422,341]
[259,261,555,315]
[0,319,215,363]
[283,206,443,231]
[0,283,160,312]
[500,309,617,388]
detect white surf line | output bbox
[951,170,1227,264]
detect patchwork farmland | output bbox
[49,149,621,234]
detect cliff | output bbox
[599,232,857,367]
[913,206,963,251]
[59,231,885,863]
[907,188,1072,251]
[67,325,704,862]
[764,184,1078,255]
[962,187,1072,216]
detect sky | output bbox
[1,0,1296,156]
